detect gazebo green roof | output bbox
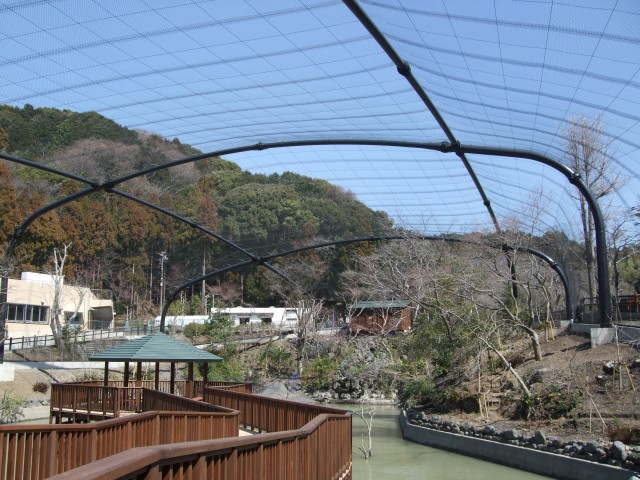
[88,332,222,362]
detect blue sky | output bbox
[0,0,638,239]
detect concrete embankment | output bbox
[400,411,636,480]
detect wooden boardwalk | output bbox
[0,381,352,480]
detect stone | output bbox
[611,441,627,462]
[528,368,551,385]
[583,441,598,455]
[603,361,615,374]
[503,429,519,441]
[533,430,546,445]
[482,425,495,436]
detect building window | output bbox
[65,312,83,325]
[239,316,250,325]
[6,303,49,323]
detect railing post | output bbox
[90,429,98,462]
[86,386,91,422]
[116,388,122,417]
[45,431,58,477]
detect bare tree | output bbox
[343,235,553,400]
[354,400,376,459]
[50,245,68,348]
[266,253,329,376]
[564,115,623,300]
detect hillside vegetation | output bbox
[0,105,392,315]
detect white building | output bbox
[4,272,114,338]
[155,306,299,331]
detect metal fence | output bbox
[3,326,158,352]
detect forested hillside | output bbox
[0,105,394,317]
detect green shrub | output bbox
[519,385,582,420]
[398,378,436,408]
[183,322,206,341]
[259,346,295,378]
[301,356,338,392]
[198,344,244,381]
[0,392,27,424]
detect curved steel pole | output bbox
[455,144,611,325]
[0,140,605,335]
[342,0,502,233]
[159,234,574,331]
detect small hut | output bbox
[349,300,412,334]
[89,332,222,395]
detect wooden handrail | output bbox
[203,385,348,432]
[45,413,352,480]
[3,383,352,480]
[0,410,239,479]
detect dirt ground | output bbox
[437,330,640,445]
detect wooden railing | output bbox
[204,386,348,432]
[50,384,143,422]
[0,410,239,479]
[45,413,352,480]
[6,383,352,480]
[50,381,254,421]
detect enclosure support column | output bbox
[103,362,109,387]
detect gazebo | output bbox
[89,332,222,396]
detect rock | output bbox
[482,425,496,436]
[503,429,519,441]
[603,361,615,374]
[533,430,546,445]
[583,441,599,455]
[630,358,640,370]
[610,441,628,462]
[528,368,551,385]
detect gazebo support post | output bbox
[203,362,209,385]
[170,362,176,395]
[124,361,130,387]
[135,361,143,411]
[154,362,160,391]
[187,362,194,398]
[103,362,109,387]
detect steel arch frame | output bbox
[0,138,609,361]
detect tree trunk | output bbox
[480,339,531,398]
[519,325,542,361]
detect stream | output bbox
[348,405,551,480]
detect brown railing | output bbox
[142,389,232,414]
[50,381,255,422]
[204,386,348,432]
[45,413,352,480]
[8,383,352,480]
[0,410,239,479]
[50,384,143,422]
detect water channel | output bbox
[20,405,551,478]
[348,405,551,480]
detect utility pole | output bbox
[202,252,207,315]
[159,252,168,313]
